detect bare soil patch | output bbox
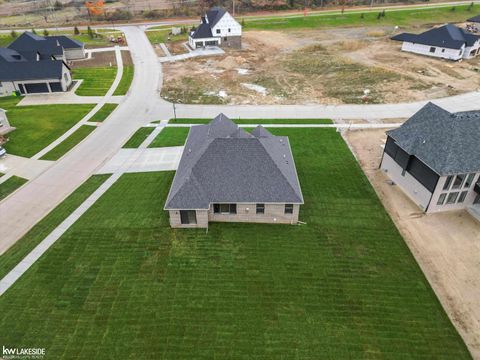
[70,51,116,69]
[345,128,480,358]
[162,27,480,105]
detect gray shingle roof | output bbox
[467,15,480,23]
[387,102,480,176]
[165,114,304,210]
[191,21,214,39]
[391,24,479,49]
[8,32,64,56]
[206,7,226,27]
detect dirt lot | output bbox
[162,26,480,105]
[69,50,133,69]
[345,128,480,358]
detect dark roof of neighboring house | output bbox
[206,7,226,27]
[165,114,304,209]
[0,47,28,62]
[386,102,480,176]
[467,15,480,23]
[8,32,64,56]
[391,24,480,49]
[49,35,83,49]
[0,55,66,81]
[190,19,214,39]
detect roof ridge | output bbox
[257,137,302,201]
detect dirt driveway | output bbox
[345,128,480,358]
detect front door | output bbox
[180,210,197,225]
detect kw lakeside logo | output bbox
[2,346,46,359]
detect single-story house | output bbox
[391,24,480,60]
[380,102,480,214]
[189,7,242,49]
[164,114,304,228]
[8,32,85,61]
[0,31,81,96]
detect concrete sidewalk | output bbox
[168,90,480,120]
[158,46,224,63]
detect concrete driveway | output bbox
[95,146,183,174]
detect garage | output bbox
[24,82,49,94]
[49,82,63,92]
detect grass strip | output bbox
[169,118,333,124]
[40,126,95,161]
[148,127,190,148]
[0,175,27,202]
[122,127,155,148]
[113,65,134,96]
[89,104,118,123]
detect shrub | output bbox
[31,28,37,34]
[53,0,63,10]
[107,9,133,21]
[74,26,80,35]
[43,29,49,36]
[451,6,456,11]
[10,30,17,38]
[87,26,94,39]
[360,13,364,19]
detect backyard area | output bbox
[0,97,93,158]
[345,128,480,357]
[162,21,480,105]
[0,128,470,358]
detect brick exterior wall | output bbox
[220,36,241,49]
[168,203,300,228]
[169,210,208,228]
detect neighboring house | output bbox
[467,15,480,31]
[0,32,82,96]
[0,109,15,142]
[391,24,480,60]
[380,102,480,215]
[188,7,242,49]
[165,114,304,228]
[8,32,85,61]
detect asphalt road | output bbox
[0,26,162,255]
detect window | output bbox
[216,29,221,34]
[441,48,445,53]
[452,174,465,190]
[464,173,475,188]
[213,204,236,214]
[429,47,436,53]
[446,192,459,204]
[180,210,197,225]
[443,175,453,190]
[437,193,447,205]
[228,28,231,32]
[256,203,265,214]
[285,204,294,214]
[458,191,468,203]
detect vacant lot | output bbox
[0,129,469,358]
[162,25,480,105]
[345,128,480,357]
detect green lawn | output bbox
[244,4,477,30]
[73,67,117,96]
[146,30,188,45]
[40,125,96,161]
[122,127,155,148]
[148,127,189,148]
[0,175,27,201]
[0,175,110,279]
[4,104,94,158]
[88,104,118,122]
[113,65,134,96]
[0,33,14,47]
[169,118,332,124]
[0,128,469,358]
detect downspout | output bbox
[424,175,440,213]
